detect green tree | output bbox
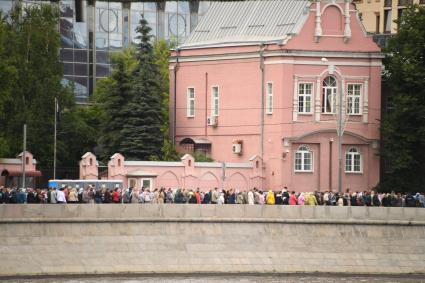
[381,5,425,192]
[0,4,72,168]
[94,48,137,161]
[119,17,163,160]
[153,39,180,161]
[56,105,101,168]
[0,11,16,156]
[0,4,99,182]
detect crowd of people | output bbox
[0,185,424,207]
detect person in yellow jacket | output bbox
[266,190,275,205]
[305,192,318,206]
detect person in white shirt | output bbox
[56,188,67,204]
[247,190,254,205]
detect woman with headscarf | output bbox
[266,190,275,205]
[297,192,305,205]
[289,191,298,205]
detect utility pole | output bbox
[22,124,27,189]
[54,97,57,180]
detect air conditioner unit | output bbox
[207,116,218,127]
[232,143,242,155]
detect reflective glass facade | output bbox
[1,1,210,103]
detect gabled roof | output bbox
[180,0,310,49]
[81,152,94,159]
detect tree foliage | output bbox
[94,48,136,161]
[117,17,164,160]
[0,4,98,177]
[0,4,70,166]
[381,5,425,192]
[154,39,180,161]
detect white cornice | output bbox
[124,161,183,167]
[268,59,382,67]
[169,49,384,64]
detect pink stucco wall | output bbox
[0,152,37,187]
[80,152,262,192]
[169,0,382,192]
[79,152,98,180]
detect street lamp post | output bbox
[22,124,27,189]
[337,75,343,194]
[321,57,344,194]
[54,97,58,180]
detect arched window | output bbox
[345,147,362,173]
[322,76,337,114]
[294,145,313,172]
[180,138,195,153]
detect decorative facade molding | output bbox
[344,0,352,42]
[314,0,322,42]
[363,79,369,124]
[293,76,299,122]
[315,77,322,121]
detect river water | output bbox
[3,275,424,283]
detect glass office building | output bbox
[0,1,210,103]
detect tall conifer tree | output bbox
[97,50,134,161]
[120,16,163,160]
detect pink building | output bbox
[0,152,41,188]
[169,0,382,192]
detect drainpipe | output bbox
[259,43,265,190]
[205,72,208,138]
[329,138,333,191]
[259,43,265,161]
[221,162,226,191]
[172,48,180,146]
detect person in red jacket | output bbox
[289,191,298,205]
[195,188,202,204]
[112,188,120,203]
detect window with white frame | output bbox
[298,83,313,113]
[294,145,313,172]
[141,178,153,190]
[211,86,219,117]
[347,84,362,115]
[266,82,273,114]
[322,76,337,114]
[345,147,362,173]
[187,87,195,117]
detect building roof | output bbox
[180,0,310,48]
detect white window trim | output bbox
[140,178,154,190]
[347,83,363,116]
[266,81,273,115]
[298,82,314,115]
[294,145,314,173]
[322,77,337,114]
[345,147,363,174]
[211,86,219,117]
[186,87,195,118]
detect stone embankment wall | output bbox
[0,204,425,277]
